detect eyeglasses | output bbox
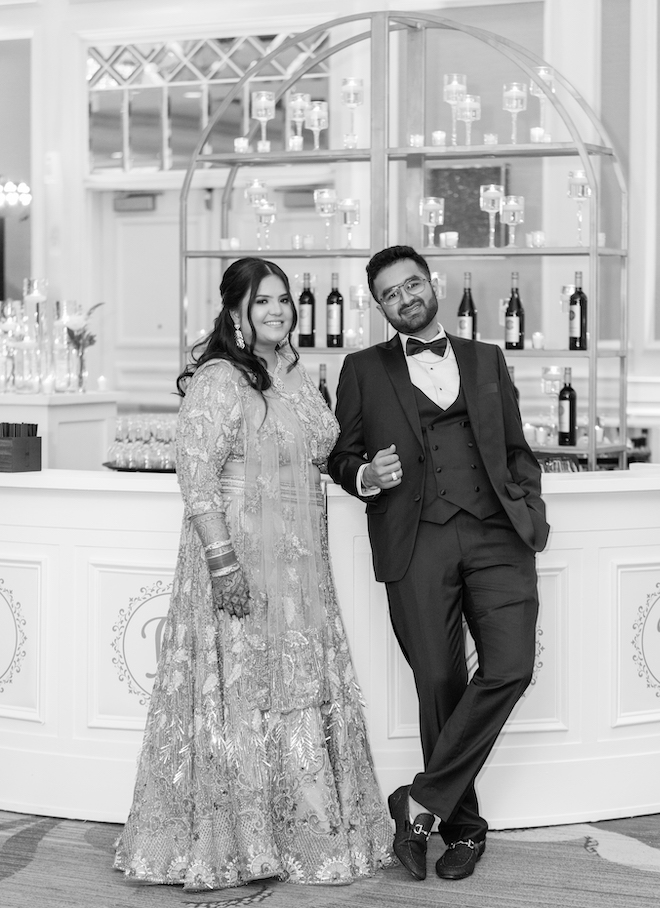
[378,276,429,306]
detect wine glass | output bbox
[567,170,592,246]
[244,179,269,248]
[479,184,504,248]
[501,195,525,247]
[304,100,328,151]
[503,82,527,144]
[251,90,275,152]
[529,66,554,137]
[341,77,364,148]
[443,73,467,146]
[288,92,310,150]
[419,196,444,248]
[350,284,370,348]
[313,188,338,250]
[541,366,563,444]
[456,94,480,146]
[338,198,360,248]
[255,200,276,250]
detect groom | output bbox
[328,245,548,881]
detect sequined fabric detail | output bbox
[114,360,393,891]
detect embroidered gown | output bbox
[114,357,393,891]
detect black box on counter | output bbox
[0,437,42,472]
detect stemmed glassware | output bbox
[255,200,276,250]
[288,92,310,150]
[244,179,269,248]
[529,66,554,137]
[251,90,275,153]
[501,195,525,247]
[479,184,504,248]
[304,101,329,151]
[338,198,360,248]
[350,284,370,349]
[503,82,527,144]
[419,197,444,248]
[443,74,467,146]
[341,77,364,148]
[567,170,592,246]
[456,94,480,146]
[313,188,338,250]
[541,366,563,444]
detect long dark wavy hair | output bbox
[176,257,299,397]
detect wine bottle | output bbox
[507,364,520,404]
[558,366,577,446]
[298,272,315,347]
[457,271,477,339]
[569,271,588,350]
[326,272,344,347]
[505,271,525,350]
[318,363,332,409]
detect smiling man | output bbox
[328,245,549,883]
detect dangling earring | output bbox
[233,322,245,350]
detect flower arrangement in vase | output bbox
[66,302,104,392]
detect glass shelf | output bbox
[197,148,371,167]
[422,247,626,257]
[499,348,624,358]
[184,248,372,259]
[387,141,615,161]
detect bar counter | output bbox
[1,468,659,826]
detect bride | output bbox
[114,257,393,891]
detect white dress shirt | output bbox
[357,324,460,495]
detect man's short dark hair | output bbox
[366,245,432,299]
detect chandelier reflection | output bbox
[0,180,32,209]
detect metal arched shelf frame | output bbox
[180,10,628,470]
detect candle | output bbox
[288,135,303,151]
[444,231,458,248]
[530,127,545,143]
[257,139,271,153]
[408,134,424,147]
[41,375,54,394]
[431,130,446,147]
[484,133,498,145]
[97,375,107,391]
[532,331,545,349]
[302,234,314,250]
[234,137,249,153]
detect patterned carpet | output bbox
[1,809,660,908]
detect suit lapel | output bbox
[448,334,481,443]
[376,336,424,447]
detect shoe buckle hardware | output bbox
[451,838,476,850]
[413,821,431,839]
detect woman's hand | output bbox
[211,568,251,617]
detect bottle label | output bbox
[457,315,473,339]
[327,305,341,335]
[558,399,570,433]
[505,314,520,343]
[299,305,312,335]
[569,300,581,338]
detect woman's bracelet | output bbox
[204,540,233,555]
[207,549,238,573]
[210,562,240,579]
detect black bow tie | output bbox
[406,336,448,358]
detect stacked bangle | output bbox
[210,562,240,579]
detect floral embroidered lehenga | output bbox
[114,358,393,891]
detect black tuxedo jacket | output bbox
[328,334,550,583]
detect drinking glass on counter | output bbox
[106,414,177,471]
[350,284,370,349]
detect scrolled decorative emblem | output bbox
[111,579,173,704]
[0,580,28,694]
[632,584,660,696]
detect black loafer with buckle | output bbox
[435,838,486,880]
[388,785,435,881]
